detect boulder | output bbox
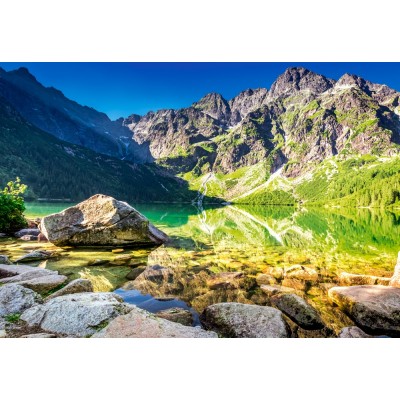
[0,266,58,284]
[339,272,390,286]
[270,293,324,330]
[328,285,400,336]
[0,284,42,317]
[93,307,217,338]
[390,251,400,288]
[155,307,194,326]
[200,302,290,338]
[46,279,94,300]
[0,330,6,338]
[0,255,12,265]
[338,326,373,338]
[15,250,53,263]
[14,228,40,238]
[21,292,133,337]
[0,264,44,278]
[13,274,68,295]
[39,194,168,247]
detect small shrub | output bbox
[0,177,28,233]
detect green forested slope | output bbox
[0,98,193,202]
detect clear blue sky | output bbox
[0,62,399,120]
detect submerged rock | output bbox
[200,302,290,338]
[46,278,93,300]
[270,293,324,330]
[0,284,42,317]
[285,265,319,281]
[339,272,390,286]
[93,306,216,338]
[40,194,168,247]
[15,250,53,263]
[155,307,194,326]
[328,285,400,337]
[21,292,133,337]
[338,326,373,338]
[260,284,295,297]
[126,266,146,280]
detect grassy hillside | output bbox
[232,155,400,208]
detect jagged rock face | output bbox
[40,194,168,247]
[229,88,268,125]
[123,66,400,181]
[0,67,148,162]
[268,67,335,98]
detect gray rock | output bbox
[200,302,290,338]
[0,233,7,238]
[0,264,42,278]
[14,228,40,238]
[0,284,42,317]
[328,285,400,337]
[15,250,53,263]
[21,292,133,337]
[14,274,67,295]
[270,293,324,330]
[40,194,168,247]
[0,268,58,284]
[0,255,12,265]
[338,326,373,338]
[46,279,93,300]
[390,251,400,288]
[93,306,216,338]
[0,317,5,330]
[155,307,194,326]
[0,329,6,338]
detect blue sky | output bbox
[0,62,399,120]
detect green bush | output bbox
[0,177,27,233]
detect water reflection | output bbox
[5,202,398,332]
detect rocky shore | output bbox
[1,195,400,338]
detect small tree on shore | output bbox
[0,177,28,233]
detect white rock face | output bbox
[0,284,42,317]
[40,194,168,247]
[93,306,217,338]
[21,292,133,337]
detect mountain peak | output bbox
[10,67,39,82]
[193,92,230,122]
[269,67,335,98]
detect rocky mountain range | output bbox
[1,65,400,205]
